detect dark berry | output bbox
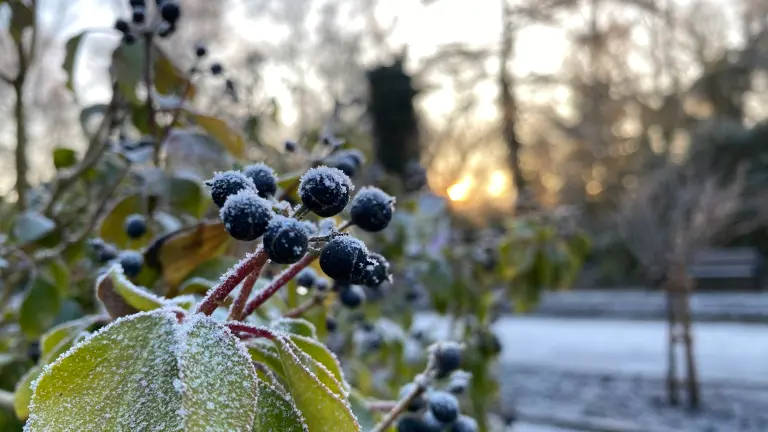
[210,63,224,75]
[157,21,175,38]
[123,33,137,45]
[333,157,357,178]
[332,280,349,293]
[450,416,479,432]
[195,43,207,58]
[423,411,446,430]
[123,213,147,239]
[319,236,368,282]
[399,383,427,412]
[435,341,463,378]
[349,186,395,232]
[361,252,390,287]
[396,417,439,432]
[219,190,273,241]
[284,139,297,152]
[338,149,365,168]
[315,278,330,291]
[129,0,145,7]
[89,238,118,263]
[339,285,365,309]
[325,316,338,332]
[205,170,256,208]
[27,341,41,363]
[114,18,130,34]
[263,216,309,264]
[428,391,460,424]
[160,1,180,23]
[131,7,145,24]
[118,250,144,278]
[296,268,316,288]
[298,166,352,217]
[243,163,278,198]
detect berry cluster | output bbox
[116,0,182,45]
[396,343,477,432]
[205,164,396,289]
[88,239,144,278]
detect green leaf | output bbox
[271,318,317,339]
[42,258,70,297]
[27,311,258,431]
[246,339,285,379]
[272,335,359,432]
[13,365,42,421]
[169,176,205,217]
[99,194,152,248]
[97,265,166,318]
[193,115,247,159]
[178,277,216,295]
[253,378,307,432]
[288,334,347,394]
[13,211,56,243]
[63,32,87,92]
[52,148,78,170]
[40,315,100,363]
[19,277,61,340]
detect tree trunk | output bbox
[664,285,680,406]
[679,277,701,409]
[499,0,527,211]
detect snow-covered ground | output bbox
[413,314,768,431]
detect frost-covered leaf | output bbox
[100,265,167,313]
[272,335,360,432]
[246,339,285,380]
[288,335,347,395]
[40,315,101,363]
[26,310,258,431]
[253,378,307,432]
[14,365,42,420]
[271,318,317,339]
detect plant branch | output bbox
[143,33,159,166]
[228,271,258,321]
[370,368,434,432]
[226,322,276,340]
[283,294,324,318]
[196,247,269,315]
[240,252,319,319]
[13,38,28,211]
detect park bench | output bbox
[687,248,765,291]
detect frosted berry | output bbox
[325,316,338,332]
[296,268,316,288]
[118,250,144,278]
[396,417,439,432]
[219,190,273,241]
[131,7,145,24]
[339,285,365,309]
[361,252,390,287]
[160,1,180,23]
[89,239,118,263]
[423,411,446,430]
[399,383,427,412]
[298,166,353,217]
[195,43,207,58]
[114,19,130,33]
[263,215,309,264]
[284,139,297,152]
[124,213,147,239]
[349,186,395,232]
[435,341,463,378]
[210,63,224,75]
[331,156,357,178]
[450,416,479,432]
[157,21,175,38]
[446,370,471,395]
[205,170,256,208]
[428,391,460,424]
[338,149,365,168]
[319,236,368,282]
[315,278,330,291]
[123,33,137,45]
[243,163,278,198]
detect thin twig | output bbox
[228,271,258,321]
[226,322,276,340]
[143,33,160,166]
[370,355,437,432]
[241,253,318,318]
[283,294,324,318]
[196,247,269,315]
[158,79,193,145]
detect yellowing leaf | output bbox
[146,222,231,290]
[194,115,247,159]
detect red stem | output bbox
[196,247,269,315]
[228,271,259,321]
[226,322,276,340]
[283,295,323,318]
[241,253,318,318]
